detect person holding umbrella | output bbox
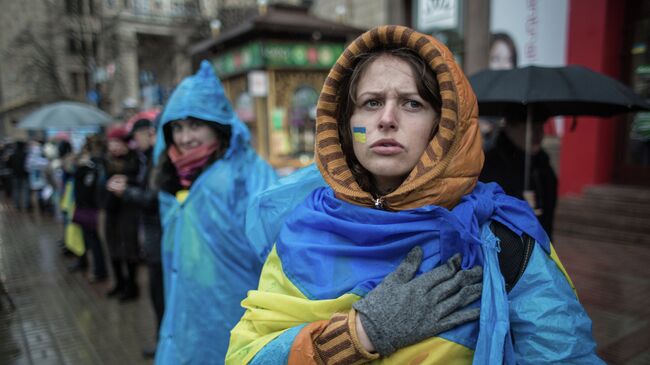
[226,25,604,364]
[480,113,557,238]
[470,64,650,240]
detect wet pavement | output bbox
[0,200,155,365]
[1,198,649,364]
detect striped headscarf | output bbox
[316,25,484,211]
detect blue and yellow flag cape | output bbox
[154,61,278,364]
[227,182,604,364]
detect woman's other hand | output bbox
[106,174,127,196]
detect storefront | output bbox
[560,0,650,194]
[191,4,362,172]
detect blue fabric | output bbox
[509,245,605,364]
[245,163,327,262]
[276,182,547,300]
[249,325,307,365]
[473,225,515,365]
[154,61,278,365]
[253,179,601,362]
[154,60,250,163]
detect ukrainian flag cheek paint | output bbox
[353,127,366,143]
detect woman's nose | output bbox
[178,130,192,144]
[378,103,398,131]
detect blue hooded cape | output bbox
[154,61,278,364]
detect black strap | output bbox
[490,221,535,293]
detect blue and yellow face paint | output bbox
[353,127,366,143]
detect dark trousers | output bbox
[82,228,107,278]
[148,261,165,332]
[11,177,29,210]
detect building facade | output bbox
[0,0,218,138]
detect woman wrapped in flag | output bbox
[227,26,604,364]
[152,61,277,364]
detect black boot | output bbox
[106,284,124,297]
[67,255,88,273]
[107,259,125,298]
[119,261,139,302]
[118,283,139,302]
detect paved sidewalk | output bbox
[554,234,650,365]
[1,199,649,364]
[0,201,156,365]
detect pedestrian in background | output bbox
[479,114,558,240]
[7,141,30,211]
[71,135,108,282]
[25,140,49,213]
[152,60,277,364]
[107,117,163,358]
[104,126,141,302]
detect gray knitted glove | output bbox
[352,246,483,357]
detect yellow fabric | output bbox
[60,181,74,213]
[549,244,578,297]
[226,246,474,364]
[315,25,484,211]
[65,208,85,256]
[175,189,189,203]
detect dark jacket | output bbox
[121,148,162,263]
[8,142,28,178]
[104,149,141,260]
[73,156,106,210]
[479,132,557,239]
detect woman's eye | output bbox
[189,120,202,129]
[404,100,423,110]
[363,99,382,108]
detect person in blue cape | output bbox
[152,60,278,364]
[226,26,604,364]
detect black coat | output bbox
[104,150,141,260]
[7,143,27,178]
[121,148,162,263]
[73,157,105,210]
[479,133,557,240]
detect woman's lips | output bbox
[370,139,404,155]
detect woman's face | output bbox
[350,55,438,193]
[107,139,128,157]
[170,119,219,154]
[489,40,515,70]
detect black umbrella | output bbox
[470,65,650,119]
[469,65,650,204]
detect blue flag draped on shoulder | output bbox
[229,182,605,364]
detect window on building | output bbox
[70,72,82,95]
[289,86,318,157]
[67,31,81,54]
[134,0,150,14]
[91,33,99,59]
[65,0,83,14]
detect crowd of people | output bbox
[2,25,601,365]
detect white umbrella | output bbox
[18,101,113,130]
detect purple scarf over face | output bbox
[168,143,219,187]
